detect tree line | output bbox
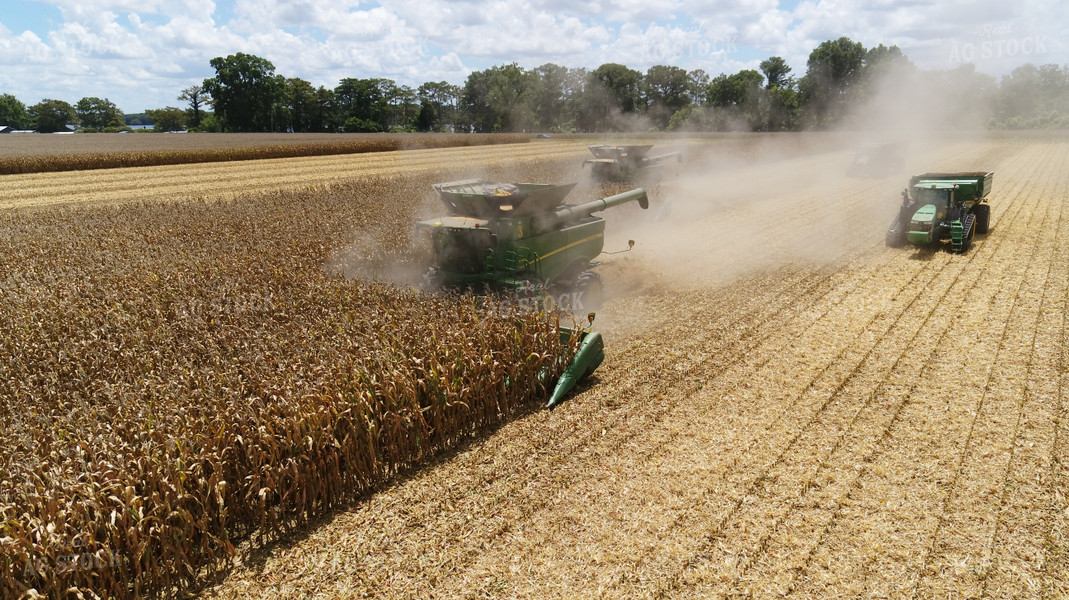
[2,37,1068,134]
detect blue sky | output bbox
[1,0,1065,113]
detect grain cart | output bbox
[416,179,648,407]
[583,144,681,182]
[885,172,993,253]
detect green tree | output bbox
[334,78,394,132]
[707,69,765,130]
[343,116,380,133]
[28,99,76,133]
[75,97,124,131]
[178,85,206,129]
[991,63,1069,128]
[0,93,30,129]
[203,53,282,132]
[688,69,711,105]
[458,69,494,132]
[416,81,460,132]
[581,63,643,131]
[488,63,537,132]
[760,56,798,131]
[387,84,419,131]
[799,37,867,128]
[760,56,793,91]
[459,64,536,132]
[644,65,693,129]
[145,106,187,132]
[532,63,576,131]
[282,77,317,132]
[312,86,337,132]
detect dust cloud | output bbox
[599,65,997,301]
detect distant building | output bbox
[0,125,13,134]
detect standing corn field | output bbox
[0,176,574,598]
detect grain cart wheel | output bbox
[974,204,990,234]
[575,271,604,312]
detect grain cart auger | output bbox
[415,180,649,408]
[885,172,993,253]
[583,144,682,182]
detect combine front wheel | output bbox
[575,271,604,311]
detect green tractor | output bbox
[415,180,650,408]
[886,172,993,253]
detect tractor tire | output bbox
[886,214,907,248]
[974,204,990,234]
[575,271,604,312]
[961,214,976,252]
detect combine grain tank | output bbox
[886,172,993,253]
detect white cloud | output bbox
[1,0,1066,112]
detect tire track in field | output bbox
[776,141,1048,598]
[585,139,1017,594]
[1043,243,1069,599]
[662,140,1030,594]
[977,144,1069,598]
[655,156,1034,598]
[907,142,1058,599]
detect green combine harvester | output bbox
[416,179,649,407]
[847,140,905,177]
[583,144,681,182]
[886,172,993,253]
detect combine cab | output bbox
[886,172,993,253]
[583,144,681,182]
[416,179,649,407]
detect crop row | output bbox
[0,174,572,598]
[0,133,529,175]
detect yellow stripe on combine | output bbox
[529,233,604,264]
